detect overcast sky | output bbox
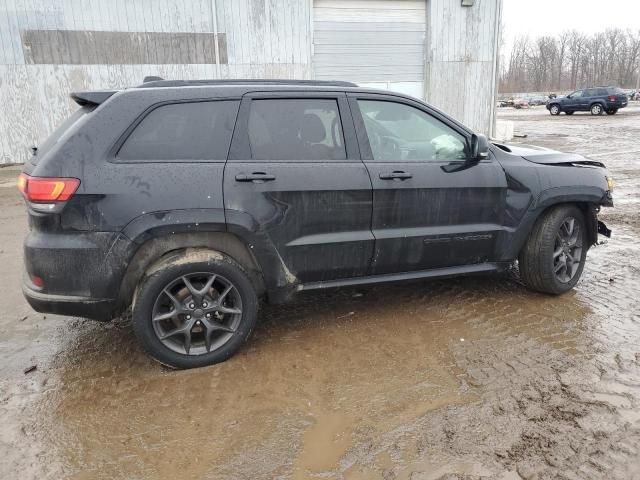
[502,0,640,54]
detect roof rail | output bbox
[136,78,358,88]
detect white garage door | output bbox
[313,0,426,99]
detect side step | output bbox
[298,263,504,291]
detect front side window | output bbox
[248,99,346,161]
[117,100,239,161]
[357,100,466,162]
[570,90,583,98]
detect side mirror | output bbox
[470,134,489,161]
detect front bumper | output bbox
[22,283,114,321]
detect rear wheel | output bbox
[606,108,618,115]
[518,205,587,295]
[132,250,258,369]
[549,104,561,115]
[565,111,574,115]
[590,103,603,115]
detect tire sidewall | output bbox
[591,103,603,115]
[550,104,560,115]
[132,255,258,369]
[539,206,587,294]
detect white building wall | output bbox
[0,0,312,165]
[0,0,501,164]
[425,0,502,135]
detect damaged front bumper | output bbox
[598,220,612,238]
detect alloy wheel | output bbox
[553,217,582,283]
[151,272,243,355]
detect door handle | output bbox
[235,172,276,183]
[379,171,413,180]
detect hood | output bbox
[491,142,605,168]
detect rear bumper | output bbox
[22,283,114,321]
[606,101,627,109]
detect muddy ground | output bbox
[1,105,639,480]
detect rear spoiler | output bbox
[70,90,117,107]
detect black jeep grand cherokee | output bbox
[19,79,613,369]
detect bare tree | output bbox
[500,28,640,93]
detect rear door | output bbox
[349,93,507,274]
[224,92,374,283]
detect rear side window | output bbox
[596,88,608,96]
[117,100,239,161]
[33,106,93,165]
[248,99,346,161]
[584,89,597,97]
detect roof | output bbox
[136,78,359,89]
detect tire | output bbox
[565,111,574,115]
[606,109,618,115]
[590,103,604,115]
[518,205,588,295]
[132,249,258,369]
[549,104,561,115]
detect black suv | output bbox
[547,86,628,115]
[19,79,613,369]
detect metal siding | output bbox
[0,0,500,164]
[425,0,501,134]
[312,0,426,98]
[0,0,312,164]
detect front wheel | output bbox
[132,250,258,369]
[590,103,604,115]
[549,104,561,115]
[518,206,587,295]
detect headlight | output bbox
[606,176,615,192]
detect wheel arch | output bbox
[522,200,599,254]
[499,198,601,263]
[116,231,266,314]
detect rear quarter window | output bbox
[32,106,93,165]
[117,100,239,162]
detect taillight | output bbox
[17,173,80,204]
[608,95,616,102]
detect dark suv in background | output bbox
[547,86,628,115]
[19,79,613,369]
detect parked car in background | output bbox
[546,86,628,116]
[513,98,530,109]
[19,78,613,369]
[528,96,546,106]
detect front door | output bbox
[224,92,374,283]
[349,94,508,275]
[564,90,585,111]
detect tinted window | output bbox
[358,100,466,162]
[584,89,597,97]
[597,88,608,96]
[118,101,238,161]
[248,99,346,161]
[33,107,93,164]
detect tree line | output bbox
[500,29,640,94]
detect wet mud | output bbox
[1,106,640,479]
